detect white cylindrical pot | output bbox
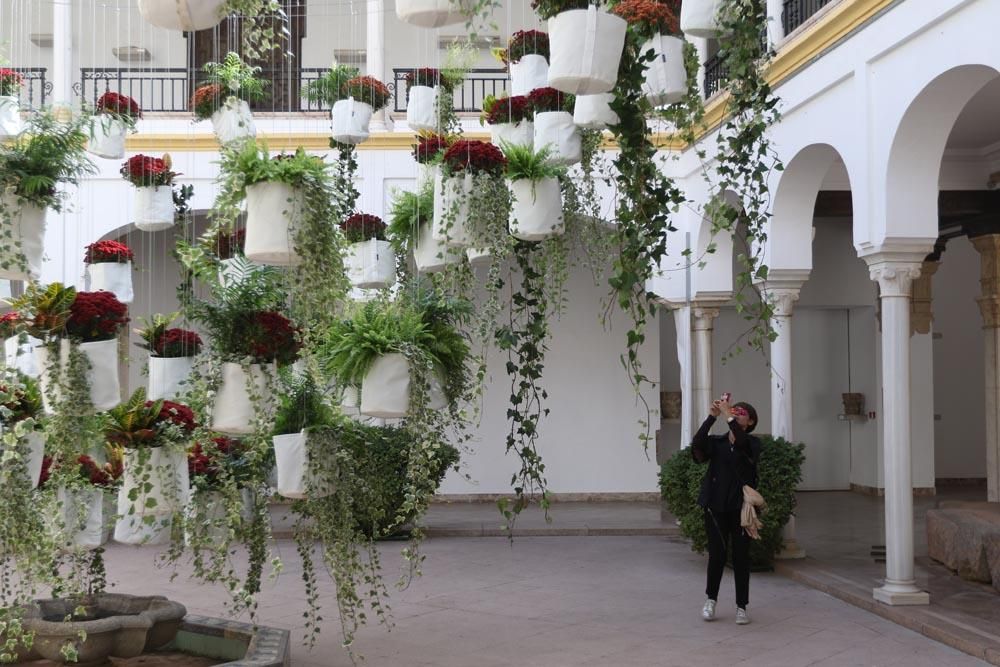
[548,7,627,95]
[245,181,304,266]
[395,0,466,27]
[147,355,195,401]
[115,447,190,546]
[573,93,619,129]
[211,98,256,144]
[133,185,175,232]
[211,362,271,435]
[432,171,473,247]
[414,222,463,273]
[138,0,227,31]
[643,34,687,107]
[489,120,533,150]
[5,335,41,378]
[0,195,46,282]
[466,247,492,266]
[417,163,437,191]
[85,261,134,304]
[56,487,110,551]
[508,177,565,241]
[360,352,447,418]
[24,430,45,489]
[407,85,439,132]
[35,339,121,414]
[87,117,127,159]
[680,0,723,38]
[345,239,396,290]
[0,96,22,138]
[534,111,582,165]
[510,55,550,96]
[274,431,334,499]
[331,98,374,145]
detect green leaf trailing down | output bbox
[386,183,435,255]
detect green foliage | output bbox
[529,0,590,21]
[304,64,360,106]
[659,434,805,566]
[133,312,178,354]
[386,182,433,249]
[273,373,335,436]
[202,52,269,101]
[104,388,163,449]
[0,371,42,426]
[218,143,331,194]
[222,0,290,61]
[501,142,566,182]
[11,282,77,340]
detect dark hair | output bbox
[734,402,758,433]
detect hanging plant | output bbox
[121,153,180,232]
[412,132,454,191]
[529,87,581,165]
[404,68,453,133]
[535,1,628,95]
[327,75,392,144]
[0,67,24,138]
[508,30,550,96]
[436,139,507,248]
[502,142,567,241]
[342,213,395,291]
[484,95,534,149]
[271,375,337,500]
[612,0,686,107]
[83,240,135,304]
[135,313,202,401]
[192,53,269,144]
[388,184,461,273]
[86,92,142,159]
[0,371,46,489]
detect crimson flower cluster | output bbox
[0,68,23,96]
[611,0,681,39]
[188,436,243,488]
[85,240,134,264]
[65,291,129,342]
[249,311,300,365]
[341,213,387,243]
[0,311,23,339]
[405,67,442,88]
[154,328,203,358]
[191,83,224,121]
[153,399,198,433]
[215,227,246,260]
[412,134,452,164]
[485,95,534,125]
[343,75,391,111]
[120,154,176,188]
[78,454,123,488]
[443,139,508,176]
[507,30,550,63]
[528,87,571,113]
[96,92,142,120]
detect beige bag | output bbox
[741,485,765,540]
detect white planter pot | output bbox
[490,120,533,150]
[85,261,134,304]
[147,355,195,401]
[5,335,41,378]
[22,430,45,489]
[534,111,582,165]
[548,6,627,95]
[115,448,190,546]
[680,0,723,38]
[395,0,466,27]
[432,171,473,247]
[510,54,550,96]
[0,195,46,282]
[642,34,687,107]
[407,85,439,132]
[211,98,256,144]
[417,163,437,191]
[508,177,565,242]
[133,185,175,232]
[87,117,127,159]
[211,362,272,435]
[138,0,227,31]
[0,96,22,138]
[245,181,304,266]
[55,487,112,551]
[414,222,463,273]
[466,247,492,266]
[574,93,619,129]
[274,431,334,499]
[360,352,446,418]
[331,98,374,145]
[35,339,121,415]
[346,239,396,290]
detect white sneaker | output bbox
[735,607,750,625]
[702,599,716,621]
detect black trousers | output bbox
[704,508,751,607]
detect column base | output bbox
[873,585,930,606]
[774,540,806,559]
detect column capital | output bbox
[866,260,923,298]
[691,305,721,330]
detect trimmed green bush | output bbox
[659,434,805,566]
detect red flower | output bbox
[404,67,443,88]
[528,87,570,113]
[412,134,452,164]
[96,92,142,120]
[611,0,681,38]
[341,213,386,243]
[38,455,53,487]
[85,240,134,264]
[77,454,122,488]
[154,328,202,358]
[65,291,129,342]
[188,436,244,488]
[485,95,534,125]
[442,139,507,176]
[249,311,300,365]
[120,154,177,188]
[0,311,23,339]
[343,75,391,111]
[191,83,224,120]
[507,30,550,63]
[0,68,23,96]
[152,399,198,433]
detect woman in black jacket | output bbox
[691,396,761,625]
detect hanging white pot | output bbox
[510,54,550,96]
[680,0,723,38]
[341,384,361,410]
[508,177,565,241]
[23,430,45,489]
[407,85,439,132]
[0,96,22,138]
[211,362,271,435]
[573,93,619,129]
[133,185,175,232]
[34,338,121,415]
[466,247,492,266]
[55,487,112,551]
[413,222,463,273]
[417,163,437,192]
[244,181,304,266]
[0,195,46,282]
[211,97,256,145]
[273,431,335,499]
[395,0,466,28]
[534,111,582,165]
[87,117,127,160]
[432,171,473,247]
[85,261,134,304]
[137,0,227,31]
[345,239,396,290]
[360,352,446,418]
[5,335,41,378]
[331,97,374,144]
[489,120,533,150]
[147,355,195,401]
[548,6,627,95]
[114,447,190,546]
[642,34,687,107]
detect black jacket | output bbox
[691,415,761,513]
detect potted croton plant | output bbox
[434,139,507,248]
[136,313,202,401]
[395,0,468,28]
[0,67,23,138]
[87,92,142,160]
[508,30,550,96]
[191,53,268,145]
[613,0,686,107]
[405,68,451,133]
[83,240,135,304]
[332,75,391,144]
[342,213,396,290]
[45,447,123,551]
[680,0,722,38]
[138,0,227,31]
[272,375,337,499]
[108,390,195,545]
[503,142,567,241]
[121,153,178,232]
[485,95,534,150]
[389,185,462,274]
[0,371,46,489]
[529,87,581,165]
[536,0,628,94]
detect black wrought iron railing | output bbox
[782,0,835,36]
[392,68,509,114]
[703,53,728,99]
[9,67,49,110]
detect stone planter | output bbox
[548,6,627,95]
[138,0,227,30]
[0,195,46,282]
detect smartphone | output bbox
[720,392,731,403]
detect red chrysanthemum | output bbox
[343,75,391,111]
[404,67,442,88]
[191,83,224,120]
[507,30,550,63]
[611,0,681,38]
[96,92,142,119]
[0,68,24,96]
[77,454,123,488]
[442,139,507,176]
[65,291,129,342]
[215,228,246,260]
[249,311,300,365]
[485,95,534,125]
[341,213,387,243]
[153,399,198,433]
[154,328,203,358]
[85,240,134,264]
[528,86,570,113]
[0,311,23,339]
[188,436,244,487]
[412,134,452,164]
[120,154,176,188]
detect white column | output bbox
[971,235,1000,502]
[674,306,694,448]
[766,0,785,47]
[868,257,930,605]
[691,306,720,423]
[693,38,709,98]
[367,0,388,131]
[52,0,73,109]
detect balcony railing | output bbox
[703,53,728,99]
[10,68,49,110]
[782,0,834,35]
[392,68,509,114]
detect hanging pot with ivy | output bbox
[341,213,396,290]
[434,139,507,247]
[331,76,391,144]
[272,377,336,499]
[395,0,468,28]
[680,0,723,38]
[83,240,135,305]
[245,181,305,265]
[485,95,534,150]
[191,55,269,145]
[405,68,446,133]
[137,0,227,31]
[136,315,202,401]
[0,195,46,282]
[87,92,142,160]
[545,4,627,95]
[530,87,581,165]
[0,372,46,488]
[212,361,275,435]
[507,30,550,96]
[55,483,116,551]
[503,143,566,241]
[613,0,686,107]
[122,154,177,232]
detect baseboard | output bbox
[935,477,987,487]
[849,483,936,497]
[432,492,662,503]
